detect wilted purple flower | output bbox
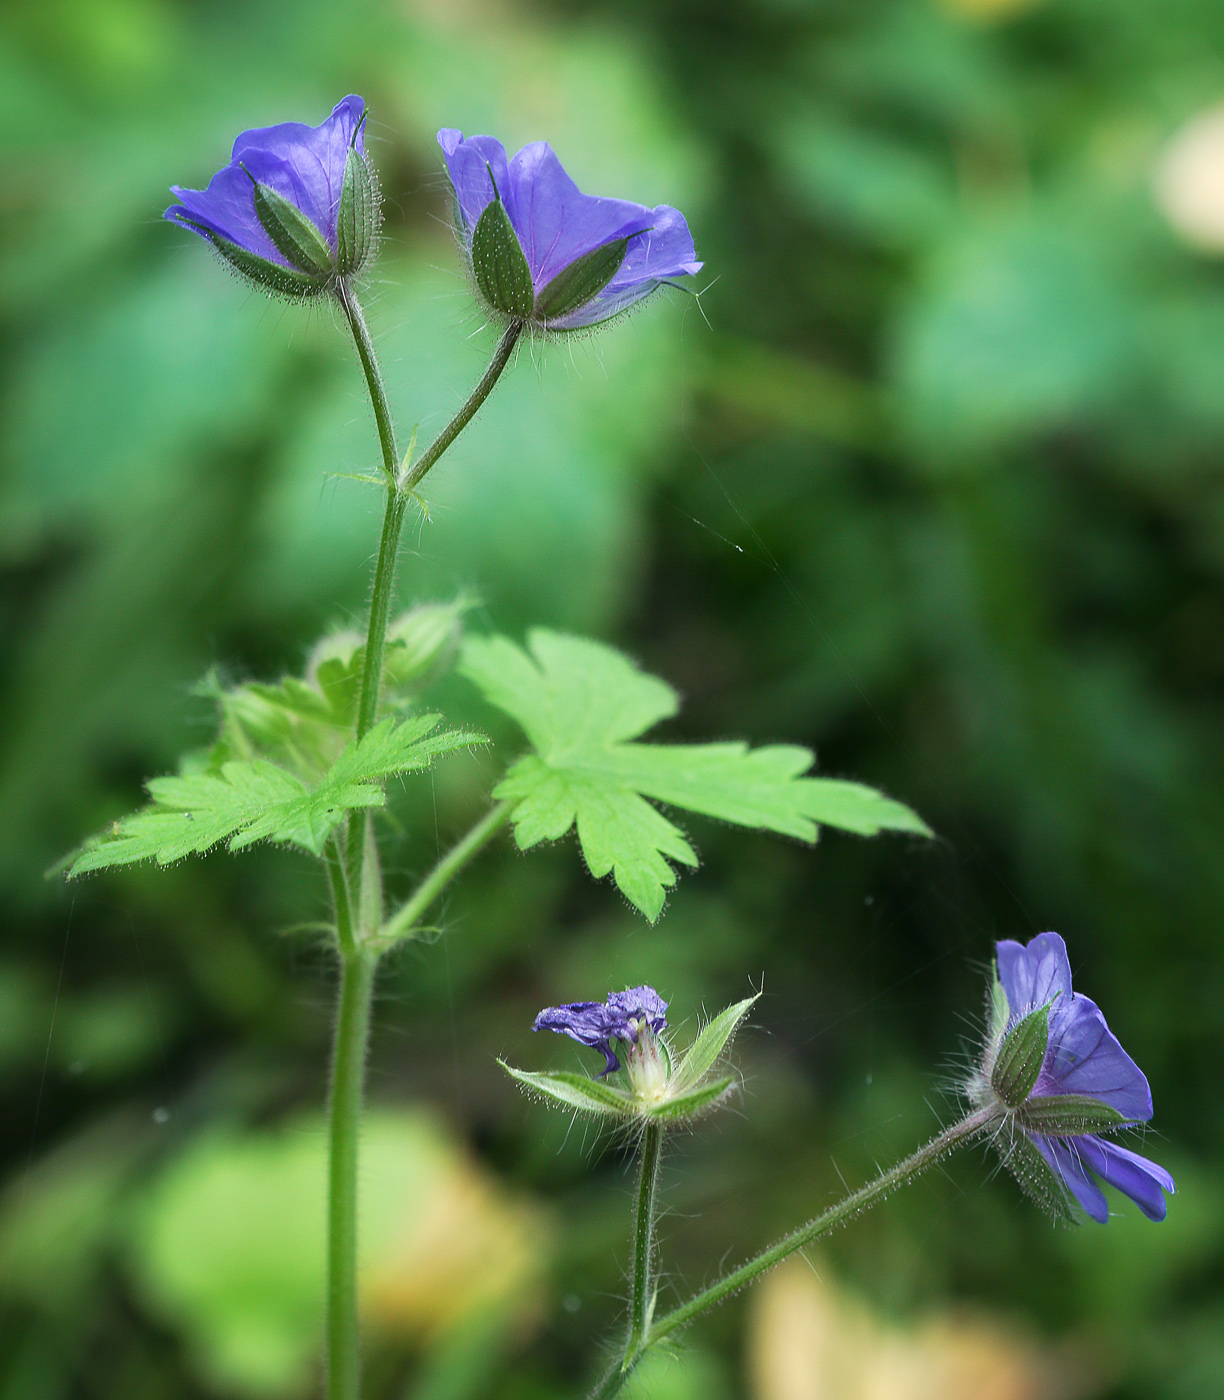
[438,129,702,330]
[165,96,378,298]
[534,985,669,1074]
[983,933,1174,1223]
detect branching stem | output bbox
[373,801,515,951]
[588,1105,1002,1400]
[323,291,522,1400]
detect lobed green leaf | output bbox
[68,715,484,876]
[461,630,929,921]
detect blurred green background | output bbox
[1,0,1221,1397]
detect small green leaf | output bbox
[648,1075,736,1123]
[672,996,759,1094]
[499,1064,635,1118]
[471,194,533,319]
[246,173,335,278]
[1018,1095,1129,1136]
[461,630,930,921]
[1002,1131,1076,1225]
[990,1001,1051,1108]
[534,236,631,321]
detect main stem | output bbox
[626,1124,664,1359]
[589,1106,1000,1400]
[326,950,377,1400]
[325,291,522,1400]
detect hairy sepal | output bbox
[991,1001,1051,1108]
[500,1063,635,1119]
[535,236,630,322]
[1018,1096,1129,1136]
[672,996,759,1095]
[471,195,533,319]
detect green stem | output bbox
[338,281,398,485]
[626,1124,664,1360]
[588,1105,1000,1400]
[374,800,514,950]
[324,835,356,959]
[337,300,521,911]
[326,951,377,1400]
[400,320,522,495]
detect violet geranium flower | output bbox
[534,985,668,1075]
[438,130,702,331]
[165,96,378,299]
[972,932,1174,1224]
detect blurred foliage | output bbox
[0,0,1221,1398]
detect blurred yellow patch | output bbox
[748,1259,1097,1400]
[935,0,1046,21]
[1154,105,1224,254]
[129,1109,549,1398]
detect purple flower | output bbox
[438,129,702,330]
[165,96,377,297]
[534,985,669,1074]
[991,933,1174,1223]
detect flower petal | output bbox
[1033,1134,1110,1223]
[605,205,703,289]
[438,129,513,232]
[1075,1136,1175,1222]
[996,931,1073,1019]
[166,96,365,260]
[167,162,287,265]
[1039,994,1153,1121]
[606,986,669,1039]
[532,999,618,1073]
[232,95,365,247]
[502,141,652,288]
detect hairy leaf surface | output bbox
[70,715,484,875]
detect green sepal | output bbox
[534,235,631,322]
[672,996,759,1095]
[991,1001,1051,1108]
[337,147,375,276]
[471,191,533,319]
[500,1063,635,1118]
[246,170,335,278]
[1018,1094,1129,1136]
[646,1075,735,1123]
[1002,1131,1076,1224]
[180,221,324,300]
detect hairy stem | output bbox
[374,801,514,950]
[400,320,522,494]
[324,294,523,1400]
[627,1124,664,1359]
[326,951,377,1400]
[324,835,356,959]
[588,1105,1001,1400]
